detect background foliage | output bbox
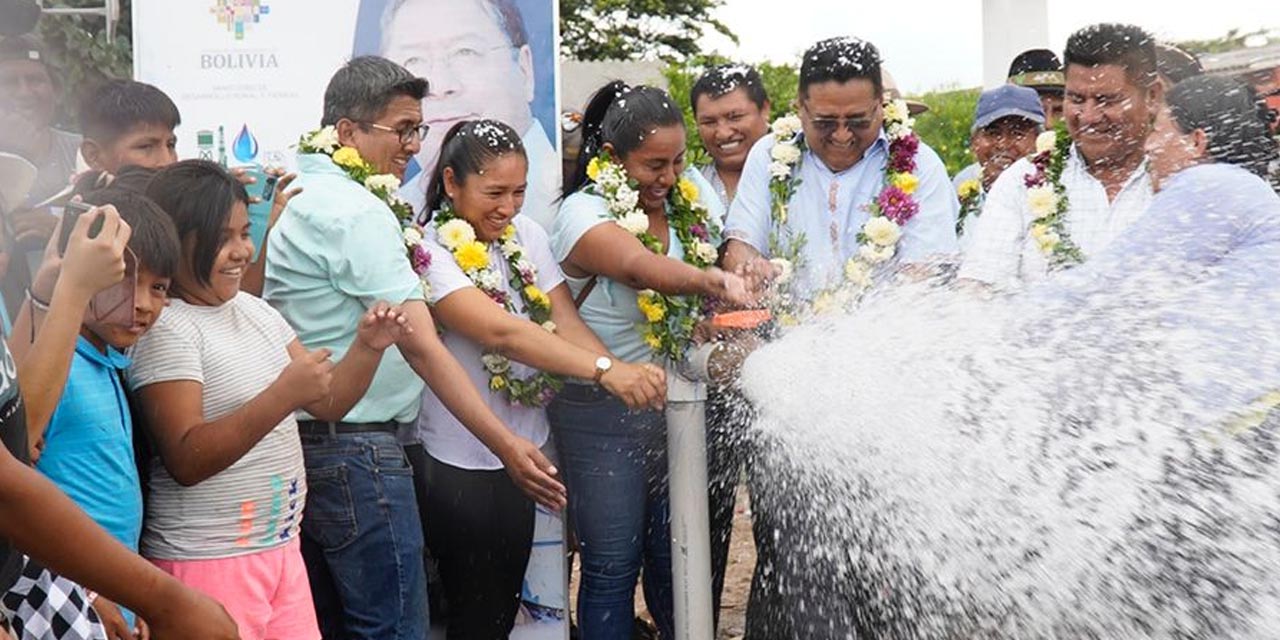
[35,0,134,129]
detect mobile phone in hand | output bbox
[57,201,105,256]
[240,166,278,262]
[89,246,137,327]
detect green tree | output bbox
[1176,28,1276,55]
[36,0,134,129]
[561,0,737,62]
[909,87,979,177]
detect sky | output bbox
[704,0,1279,93]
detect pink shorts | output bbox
[150,538,319,640]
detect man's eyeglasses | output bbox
[363,122,430,145]
[804,102,881,135]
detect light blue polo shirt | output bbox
[264,153,425,424]
[37,336,142,553]
[551,168,724,364]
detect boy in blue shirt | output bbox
[24,186,180,638]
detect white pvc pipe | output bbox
[666,343,716,640]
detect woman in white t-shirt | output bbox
[409,119,666,638]
[128,160,410,640]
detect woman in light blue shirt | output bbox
[549,81,749,639]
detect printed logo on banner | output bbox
[210,0,271,40]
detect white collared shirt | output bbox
[958,145,1153,289]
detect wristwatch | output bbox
[593,356,613,384]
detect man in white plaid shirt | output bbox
[959,23,1161,290]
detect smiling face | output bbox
[177,201,253,306]
[1065,63,1158,168]
[972,116,1040,187]
[337,94,424,180]
[1143,104,1205,191]
[695,87,770,174]
[609,124,687,214]
[447,152,528,242]
[799,79,884,173]
[382,0,535,178]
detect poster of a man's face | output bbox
[354,0,561,229]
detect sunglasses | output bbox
[804,102,881,135]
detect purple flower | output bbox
[489,290,509,306]
[877,186,920,225]
[689,224,709,241]
[519,266,536,286]
[412,244,432,274]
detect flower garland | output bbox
[586,151,721,362]
[1023,124,1083,268]
[298,126,414,222]
[956,171,983,236]
[764,99,923,311]
[403,204,561,408]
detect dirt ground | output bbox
[569,484,757,639]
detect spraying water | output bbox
[736,167,1280,638]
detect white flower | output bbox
[420,276,432,300]
[501,240,521,258]
[402,226,424,247]
[769,258,794,284]
[541,321,557,333]
[616,211,649,235]
[771,115,803,139]
[515,258,535,276]
[309,126,339,152]
[844,259,872,287]
[437,219,476,250]
[770,142,801,165]
[862,216,902,247]
[1035,130,1058,154]
[609,185,640,215]
[768,161,793,180]
[694,241,718,264]
[477,269,504,292]
[364,173,401,193]
[598,167,626,190]
[481,353,511,374]
[1026,185,1060,216]
[883,100,910,124]
[858,243,895,264]
[886,122,911,141]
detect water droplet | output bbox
[232,124,260,163]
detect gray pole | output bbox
[666,343,717,640]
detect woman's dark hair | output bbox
[564,81,684,198]
[1167,75,1280,177]
[144,160,250,287]
[424,119,527,219]
[79,187,180,279]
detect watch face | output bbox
[596,357,612,370]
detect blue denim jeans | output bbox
[298,431,428,640]
[549,385,674,639]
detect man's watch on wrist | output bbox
[592,356,613,384]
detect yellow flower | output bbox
[637,294,666,323]
[812,291,835,314]
[489,375,508,391]
[957,179,981,201]
[524,285,550,310]
[677,177,700,203]
[644,332,662,350]
[438,219,476,250]
[1035,130,1058,154]
[844,259,871,288]
[501,225,517,241]
[586,157,603,181]
[331,146,363,168]
[453,241,490,272]
[1030,224,1060,253]
[891,172,919,195]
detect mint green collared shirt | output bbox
[264,153,424,425]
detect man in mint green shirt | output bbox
[263,56,566,640]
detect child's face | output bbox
[177,201,252,306]
[83,266,171,350]
[83,122,178,174]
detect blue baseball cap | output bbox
[972,85,1045,133]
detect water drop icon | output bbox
[232,124,259,163]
